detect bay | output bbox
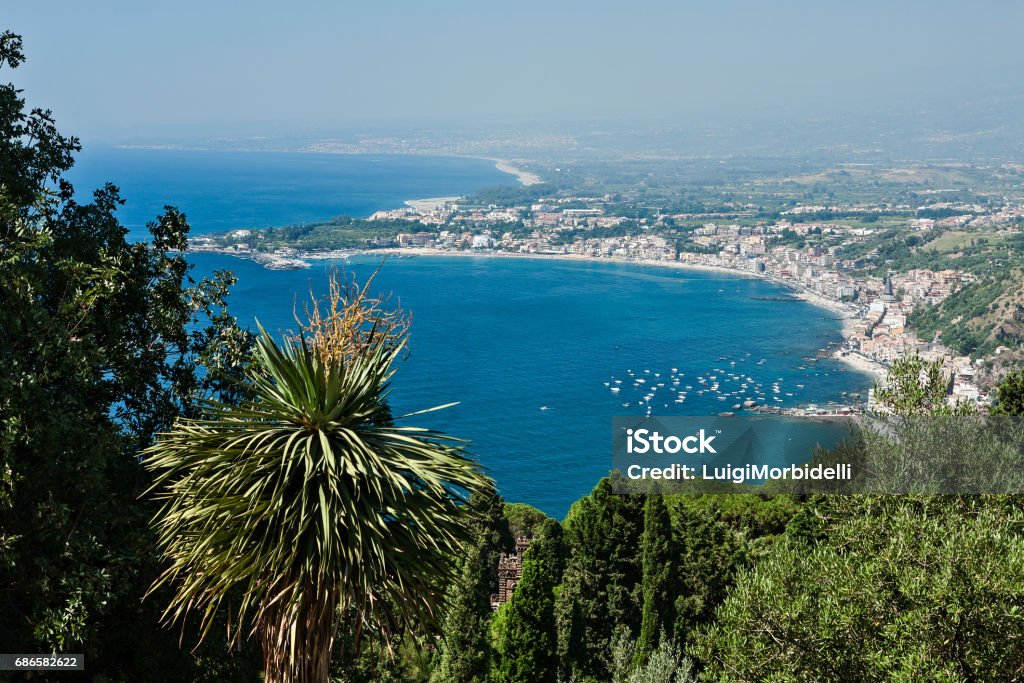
[70,147,871,517]
[189,252,870,518]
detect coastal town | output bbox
[191,186,1024,412]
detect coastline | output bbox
[396,158,541,215]
[191,244,887,385]
[404,196,460,212]
[323,247,884,380]
[490,158,543,186]
[832,350,887,379]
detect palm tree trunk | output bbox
[260,589,339,683]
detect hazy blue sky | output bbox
[6,0,1024,140]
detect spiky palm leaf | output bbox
[144,326,490,682]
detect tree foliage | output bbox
[669,504,743,649]
[431,489,510,683]
[871,353,966,416]
[0,30,254,679]
[636,496,674,662]
[556,479,645,681]
[610,627,695,683]
[693,497,1024,681]
[496,519,562,683]
[503,502,549,539]
[992,369,1024,416]
[145,316,492,681]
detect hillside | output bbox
[909,268,1024,356]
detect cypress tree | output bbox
[431,489,510,683]
[431,536,493,683]
[672,504,743,646]
[555,478,645,681]
[496,520,563,683]
[635,495,675,663]
[529,518,566,580]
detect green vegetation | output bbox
[556,479,645,680]
[7,28,1024,683]
[495,520,563,682]
[145,303,491,681]
[992,369,1024,416]
[503,502,549,538]
[0,32,257,680]
[257,216,432,249]
[431,489,515,683]
[909,269,1024,356]
[872,354,964,415]
[610,629,695,683]
[463,183,564,208]
[636,496,674,662]
[693,497,1024,681]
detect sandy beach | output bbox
[492,159,543,186]
[404,196,460,212]
[777,284,862,337]
[832,350,887,379]
[400,160,541,212]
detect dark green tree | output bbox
[555,478,645,681]
[496,520,562,683]
[527,518,566,581]
[670,503,743,648]
[503,502,548,539]
[0,31,255,679]
[991,369,1024,416]
[635,495,674,663]
[431,489,510,683]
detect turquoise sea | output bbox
[72,147,871,517]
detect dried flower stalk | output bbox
[294,264,410,369]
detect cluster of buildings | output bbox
[380,197,1015,407]
[672,235,990,408]
[192,191,1020,407]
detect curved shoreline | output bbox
[315,247,883,383]
[488,158,543,186]
[396,159,541,210]
[190,244,884,386]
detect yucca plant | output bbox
[144,301,490,681]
